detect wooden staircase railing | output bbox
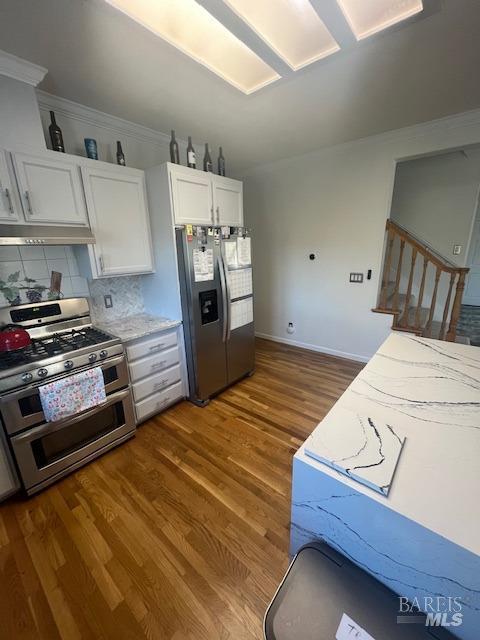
[373,219,469,342]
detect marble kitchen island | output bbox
[291,334,480,639]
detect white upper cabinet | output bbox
[168,163,243,226]
[0,149,20,222]
[11,151,88,226]
[212,175,243,226]
[170,165,213,225]
[82,165,154,277]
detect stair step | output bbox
[384,279,417,310]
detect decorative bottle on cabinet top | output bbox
[170,130,180,164]
[49,111,65,153]
[218,147,225,176]
[116,141,126,166]
[187,136,196,169]
[203,143,213,172]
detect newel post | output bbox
[446,270,468,342]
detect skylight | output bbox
[104,0,280,94]
[336,0,424,41]
[223,0,340,71]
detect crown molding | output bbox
[0,49,47,86]
[36,90,182,148]
[240,106,480,176]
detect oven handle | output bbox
[0,354,127,404]
[11,388,131,444]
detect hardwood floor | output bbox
[0,338,363,640]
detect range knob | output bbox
[37,368,48,378]
[64,360,74,370]
[22,372,33,383]
[99,350,108,359]
[88,353,97,363]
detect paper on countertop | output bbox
[230,297,253,330]
[225,241,238,268]
[228,268,253,300]
[193,248,214,282]
[237,236,251,266]
[336,613,375,640]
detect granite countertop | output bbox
[296,333,480,556]
[95,313,181,343]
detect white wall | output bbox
[391,149,480,267]
[243,109,480,361]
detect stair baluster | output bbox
[392,239,405,312]
[440,272,456,340]
[425,267,441,337]
[400,248,417,327]
[380,229,395,308]
[415,256,428,327]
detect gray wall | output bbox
[243,113,480,361]
[391,149,480,267]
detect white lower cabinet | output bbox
[135,381,183,423]
[125,328,185,423]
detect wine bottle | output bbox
[169,130,180,164]
[203,143,213,172]
[187,136,196,169]
[49,111,65,152]
[116,141,126,166]
[218,146,225,176]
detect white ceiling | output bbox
[1,0,480,174]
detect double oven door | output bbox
[0,355,135,494]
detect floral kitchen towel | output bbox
[39,367,106,422]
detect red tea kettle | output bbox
[0,324,32,352]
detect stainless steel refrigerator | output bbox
[176,225,255,406]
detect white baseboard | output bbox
[255,332,370,363]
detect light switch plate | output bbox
[104,294,113,308]
[350,272,364,283]
[453,244,462,255]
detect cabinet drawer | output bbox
[135,381,183,423]
[132,364,181,403]
[126,330,178,362]
[128,346,180,382]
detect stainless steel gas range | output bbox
[0,298,135,495]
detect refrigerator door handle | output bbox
[224,262,232,342]
[218,254,229,343]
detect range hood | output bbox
[0,224,95,246]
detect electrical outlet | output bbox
[349,273,364,283]
[453,244,462,256]
[287,322,295,335]
[104,294,113,308]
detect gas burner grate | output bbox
[0,327,114,371]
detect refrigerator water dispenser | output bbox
[199,290,218,325]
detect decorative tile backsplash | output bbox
[0,246,148,326]
[87,276,145,323]
[0,245,89,307]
